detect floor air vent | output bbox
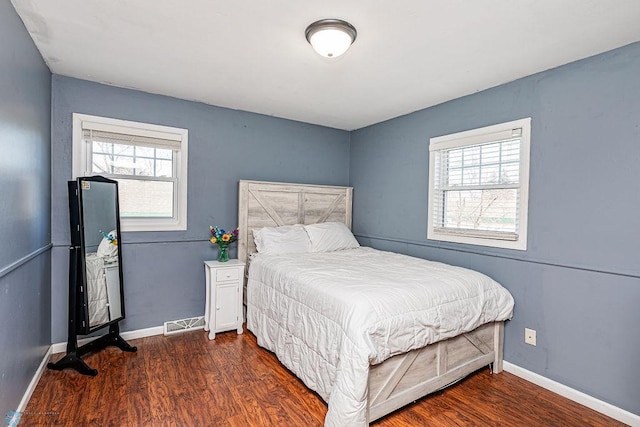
[163,316,205,336]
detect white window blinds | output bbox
[83,128,177,180]
[428,118,531,250]
[82,128,181,151]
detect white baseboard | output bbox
[17,345,52,412]
[119,325,164,341]
[503,361,640,427]
[51,325,164,354]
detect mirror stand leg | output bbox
[76,323,138,358]
[108,333,138,353]
[48,323,137,377]
[47,353,98,377]
[103,323,138,353]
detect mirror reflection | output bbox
[80,180,123,329]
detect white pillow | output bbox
[252,224,311,255]
[304,222,360,252]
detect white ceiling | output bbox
[12,0,640,130]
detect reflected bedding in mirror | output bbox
[86,230,121,327]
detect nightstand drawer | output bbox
[216,267,239,282]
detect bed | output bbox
[238,180,514,426]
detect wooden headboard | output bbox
[237,180,353,265]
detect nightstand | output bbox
[204,259,245,340]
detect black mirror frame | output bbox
[76,175,126,334]
[47,175,136,376]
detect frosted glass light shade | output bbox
[305,19,357,58]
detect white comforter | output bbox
[85,253,110,327]
[246,247,514,426]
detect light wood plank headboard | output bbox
[237,180,353,266]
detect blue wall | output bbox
[50,75,351,342]
[349,42,640,414]
[0,0,52,415]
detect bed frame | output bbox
[237,179,504,423]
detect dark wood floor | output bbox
[26,329,625,426]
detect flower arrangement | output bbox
[99,230,118,246]
[209,225,239,262]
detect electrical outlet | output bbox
[525,328,537,346]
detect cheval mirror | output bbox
[48,175,136,376]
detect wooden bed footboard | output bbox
[367,321,504,422]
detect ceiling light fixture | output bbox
[305,19,357,58]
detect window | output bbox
[73,114,188,231]
[427,118,530,250]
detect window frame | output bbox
[72,113,188,232]
[427,118,531,250]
